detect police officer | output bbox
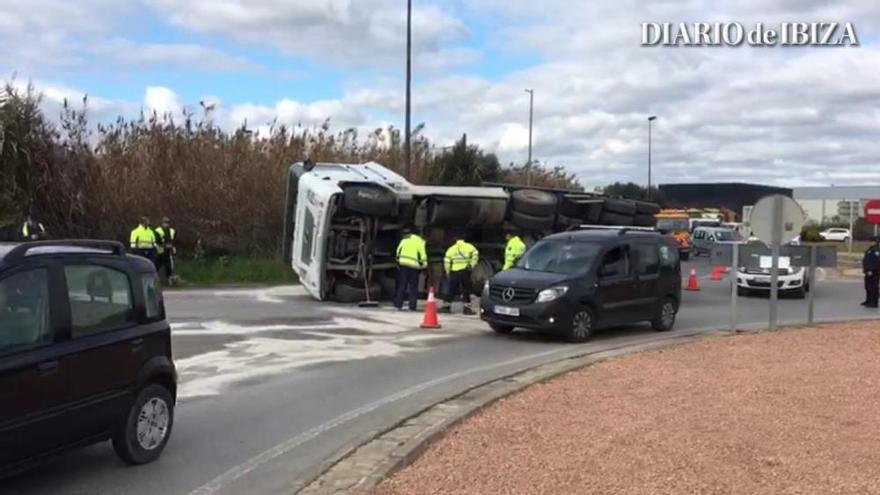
[130,217,158,264]
[862,236,880,308]
[394,226,427,311]
[154,217,177,284]
[20,215,47,242]
[442,233,479,315]
[503,227,526,270]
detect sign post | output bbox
[864,199,880,238]
[749,194,806,332]
[808,245,817,325]
[730,241,739,333]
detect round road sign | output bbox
[864,199,880,224]
[750,194,805,245]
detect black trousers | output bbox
[866,272,880,306]
[394,267,420,310]
[132,249,157,266]
[157,253,174,282]
[445,269,473,305]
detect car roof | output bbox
[0,241,154,272]
[542,229,668,244]
[694,226,732,232]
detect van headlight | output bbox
[536,286,568,303]
[483,281,490,296]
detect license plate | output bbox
[494,306,519,317]
[755,276,770,283]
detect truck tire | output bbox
[511,189,558,217]
[599,212,634,226]
[378,273,397,299]
[342,184,397,218]
[334,280,382,303]
[634,201,661,215]
[603,198,637,216]
[511,210,555,231]
[634,214,656,227]
[557,214,582,228]
[471,259,495,291]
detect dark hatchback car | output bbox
[480,229,681,342]
[0,240,176,477]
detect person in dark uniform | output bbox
[862,236,880,308]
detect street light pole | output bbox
[525,88,534,185]
[647,115,657,199]
[403,0,412,180]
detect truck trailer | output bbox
[282,161,660,302]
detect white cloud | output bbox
[94,39,260,73]
[144,86,183,116]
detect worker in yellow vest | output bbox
[20,215,47,242]
[154,217,177,284]
[441,233,479,315]
[394,227,428,311]
[130,217,158,265]
[503,227,526,270]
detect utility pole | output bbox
[647,115,657,200]
[403,0,412,180]
[525,88,534,185]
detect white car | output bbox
[736,257,809,299]
[819,228,850,242]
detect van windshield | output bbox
[713,230,736,241]
[518,240,602,274]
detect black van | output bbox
[480,228,681,342]
[0,241,176,477]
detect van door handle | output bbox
[38,361,59,375]
[130,338,145,350]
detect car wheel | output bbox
[793,286,807,299]
[567,308,595,342]
[843,237,850,243]
[113,384,174,465]
[489,322,515,334]
[651,298,677,332]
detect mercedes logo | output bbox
[502,287,516,302]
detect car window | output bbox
[659,243,678,266]
[519,240,602,274]
[635,244,660,275]
[142,273,162,320]
[65,265,135,337]
[694,230,705,240]
[301,209,315,265]
[600,246,630,278]
[0,268,51,354]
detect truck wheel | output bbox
[603,198,637,216]
[633,214,656,227]
[556,214,582,228]
[112,384,174,465]
[471,259,495,290]
[558,198,586,218]
[583,201,604,223]
[342,184,397,217]
[511,210,555,231]
[599,212,634,226]
[378,273,397,299]
[511,189,558,217]
[634,201,661,215]
[334,280,382,303]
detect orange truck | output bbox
[654,209,692,260]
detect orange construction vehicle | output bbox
[655,209,692,260]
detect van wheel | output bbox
[489,322,515,334]
[113,384,174,465]
[651,298,677,332]
[568,309,594,342]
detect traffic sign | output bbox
[750,195,805,246]
[710,242,837,268]
[864,199,880,224]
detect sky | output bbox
[2,0,880,189]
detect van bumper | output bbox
[479,297,574,334]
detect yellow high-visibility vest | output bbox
[444,240,479,273]
[130,225,156,249]
[396,234,427,269]
[503,236,526,270]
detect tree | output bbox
[602,182,662,202]
[427,134,502,186]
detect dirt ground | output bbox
[373,321,880,495]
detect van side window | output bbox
[65,265,135,337]
[0,269,51,354]
[142,273,162,320]
[693,230,705,240]
[301,209,315,265]
[635,244,660,275]
[600,246,629,278]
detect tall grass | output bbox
[0,82,579,255]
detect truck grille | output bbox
[489,285,537,304]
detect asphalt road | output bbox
[5,259,878,495]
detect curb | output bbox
[295,330,721,494]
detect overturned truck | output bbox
[282,161,660,302]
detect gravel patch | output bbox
[373,321,880,495]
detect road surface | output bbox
[6,259,877,495]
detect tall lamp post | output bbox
[525,88,534,185]
[647,115,657,199]
[403,0,413,180]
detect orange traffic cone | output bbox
[685,268,700,291]
[710,266,725,281]
[420,287,441,329]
